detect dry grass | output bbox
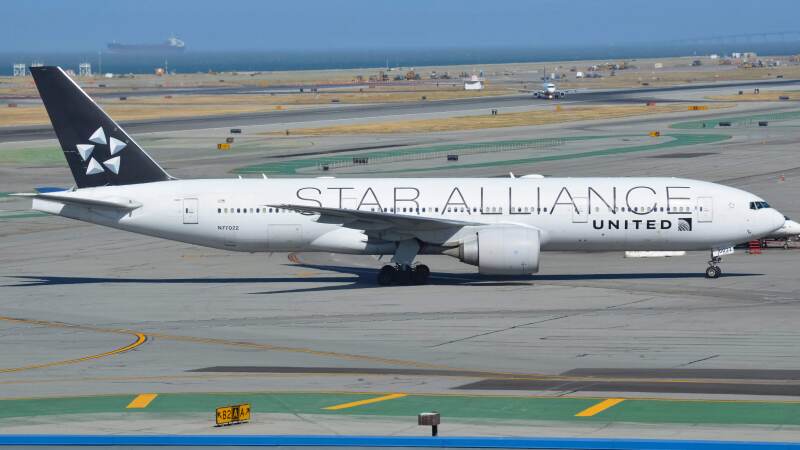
[0,103,280,127]
[128,88,514,106]
[0,88,515,127]
[557,67,800,90]
[272,104,730,136]
[705,90,800,101]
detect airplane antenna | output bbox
[509,172,516,179]
[262,173,268,179]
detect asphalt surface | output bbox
[2,82,800,439]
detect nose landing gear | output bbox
[705,252,723,279]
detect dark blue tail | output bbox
[30,66,171,188]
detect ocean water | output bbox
[2,43,800,76]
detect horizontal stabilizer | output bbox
[13,192,141,210]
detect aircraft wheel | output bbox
[377,265,396,286]
[705,265,721,279]
[412,264,430,284]
[394,267,413,285]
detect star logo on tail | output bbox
[75,126,126,175]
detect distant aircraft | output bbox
[766,217,800,240]
[522,66,567,99]
[17,66,786,285]
[532,81,566,99]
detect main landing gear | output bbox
[377,238,430,285]
[377,264,431,286]
[705,252,723,279]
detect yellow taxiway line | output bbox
[0,316,146,374]
[575,398,626,417]
[324,393,407,411]
[126,393,158,409]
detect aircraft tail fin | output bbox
[30,66,171,188]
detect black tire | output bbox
[377,265,396,286]
[394,268,413,285]
[705,266,721,279]
[412,264,430,284]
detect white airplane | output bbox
[767,216,800,240]
[532,82,565,99]
[524,67,566,99]
[18,66,786,284]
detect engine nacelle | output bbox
[448,226,540,275]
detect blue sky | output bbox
[2,0,798,52]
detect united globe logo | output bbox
[678,217,693,231]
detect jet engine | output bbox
[445,226,540,275]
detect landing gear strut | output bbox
[377,239,429,285]
[377,264,430,286]
[705,252,723,279]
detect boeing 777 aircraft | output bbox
[19,66,787,285]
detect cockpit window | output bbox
[749,201,771,210]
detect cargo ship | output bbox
[107,36,186,54]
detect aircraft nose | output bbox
[768,210,787,233]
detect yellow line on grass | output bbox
[575,398,625,417]
[324,393,407,411]
[126,393,158,409]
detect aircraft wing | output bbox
[269,203,481,234]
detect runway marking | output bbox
[126,393,158,409]
[0,317,146,373]
[7,316,799,394]
[575,398,625,417]
[0,315,451,371]
[323,393,407,411]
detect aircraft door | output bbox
[572,197,588,223]
[697,197,713,223]
[182,198,199,224]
